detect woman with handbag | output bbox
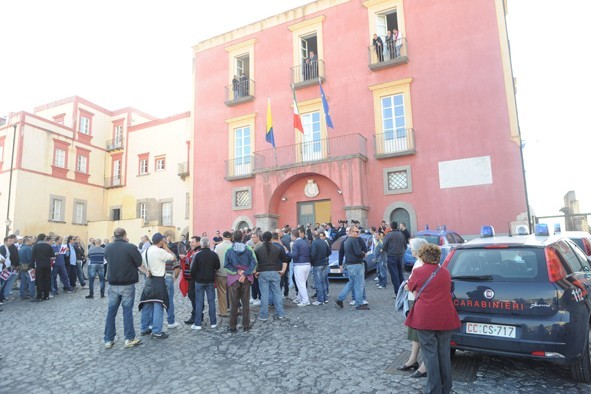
[405,244,460,394]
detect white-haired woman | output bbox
[397,237,429,377]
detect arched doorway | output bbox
[390,208,411,234]
[235,221,249,231]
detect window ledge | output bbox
[225,95,255,107]
[72,222,88,226]
[138,173,150,177]
[76,132,93,145]
[374,149,416,160]
[293,77,325,90]
[48,220,66,223]
[224,173,255,181]
[369,56,409,71]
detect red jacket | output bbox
[405,264,461,331]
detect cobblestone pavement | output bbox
[3,273,591,393]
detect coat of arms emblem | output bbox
[304,179,319,198]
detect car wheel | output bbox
[570,330,591,383]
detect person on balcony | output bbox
[373,34,384,62]
[239,73,249,97]
[393,29,402,58]
[232,75,240,99]
[308,51,318,79]
[386,30,395,60]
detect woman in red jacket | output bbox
[405,244,460,394]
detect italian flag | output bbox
[292,84,303,133]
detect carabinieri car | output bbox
[444,225,591,382]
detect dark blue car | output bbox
[444,232,591,382]
[403,227,465,271]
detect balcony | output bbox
[291,59,325,89]
[225,79,255,106]
[225,155,254,180]
[106,138,124,151]
[253,133,367,173]
[177,162,190,179]
[104,176,123,189]
[368,37,408,71]
[373,128,416,159]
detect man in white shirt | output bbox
[138,233,176,339]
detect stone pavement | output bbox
[3,274,591,393]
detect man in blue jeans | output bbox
[335,226,369,310]
[254,231,290,320]
[18,237,35,299]
[381,221,407,295]
[103,228,144,349]
[86,239,106,299]
[190,237,220,330]
[310,231,331,305]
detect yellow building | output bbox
[0,96,192,244]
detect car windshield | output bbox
[416,235,440,245]
[447,247,546,281]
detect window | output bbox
[383,165,412,195]
[233,187,252,210]
[76,155,87,173]
[161,201,172,226]
[155,156,166,171]
[114,124,123,143]
[111,208,121,221]
[138,202,147,221]
[225,39,256,103]
[0,137,4,166]
[79,116,90,134]
[370,78,415,157]
[72,200,87,224]
[234,127,251,175]
[139,159,148,174]
[54,148,66,168]
[49,195,65,222]
[289,16,325,85]
[301,112,322,162]
[112,158,121,185]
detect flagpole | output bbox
[270,95,277,167]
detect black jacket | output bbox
[104,238,142,285]
[382,230,407,256]
[310,238,331,267]
[8,244,19,267]
[31,242,54,269]
[255,242,290,272]
[191,248,220,284]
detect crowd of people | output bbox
[1,218,459,393]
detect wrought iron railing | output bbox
[291,59,325,85]
[373,128,416,157]
[177,162,190,177]
[253,133,367,172]
[106,138,124,151]
[225,155,254,178]
[104,176,122,188]
[225,78,255,103]
[368,37,407,66]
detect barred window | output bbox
[388,170,408,190]
[235,190,250,207]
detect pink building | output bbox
[192,0,525,237]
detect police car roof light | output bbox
[535,223,550,236]
[481,225,495,238]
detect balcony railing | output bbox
[104,176,123,188]
[373,128,416,159]
[106,138,124,151]
[225,155,254,180]
[291,59,325,88]
[178,162,190,178]
[253,133,367,172]
[368,37,408,70]
[225,78,255,106]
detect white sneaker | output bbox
[312,301,322,306]
[363,300,369,305]
[297,302,310,307]
[349,301,356,306]
[374,277,379,281]
[211,324,217,328]
[249,298,255,304]
[191,325,202,330]
[377,285,385,289]
[292,298,300,304]
[105,341,115,349]
[252,299,261,306]
[167,322,181,329]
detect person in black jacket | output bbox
[310,231,331,305]
[190,237,220,330]
[255,231,290,321]
[103,228,144,349]
[31,234,54,302]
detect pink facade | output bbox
[192,0,525,237]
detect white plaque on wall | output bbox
[438,156,493,189]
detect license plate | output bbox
[465,322,516,338]
[330,268,341,274]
